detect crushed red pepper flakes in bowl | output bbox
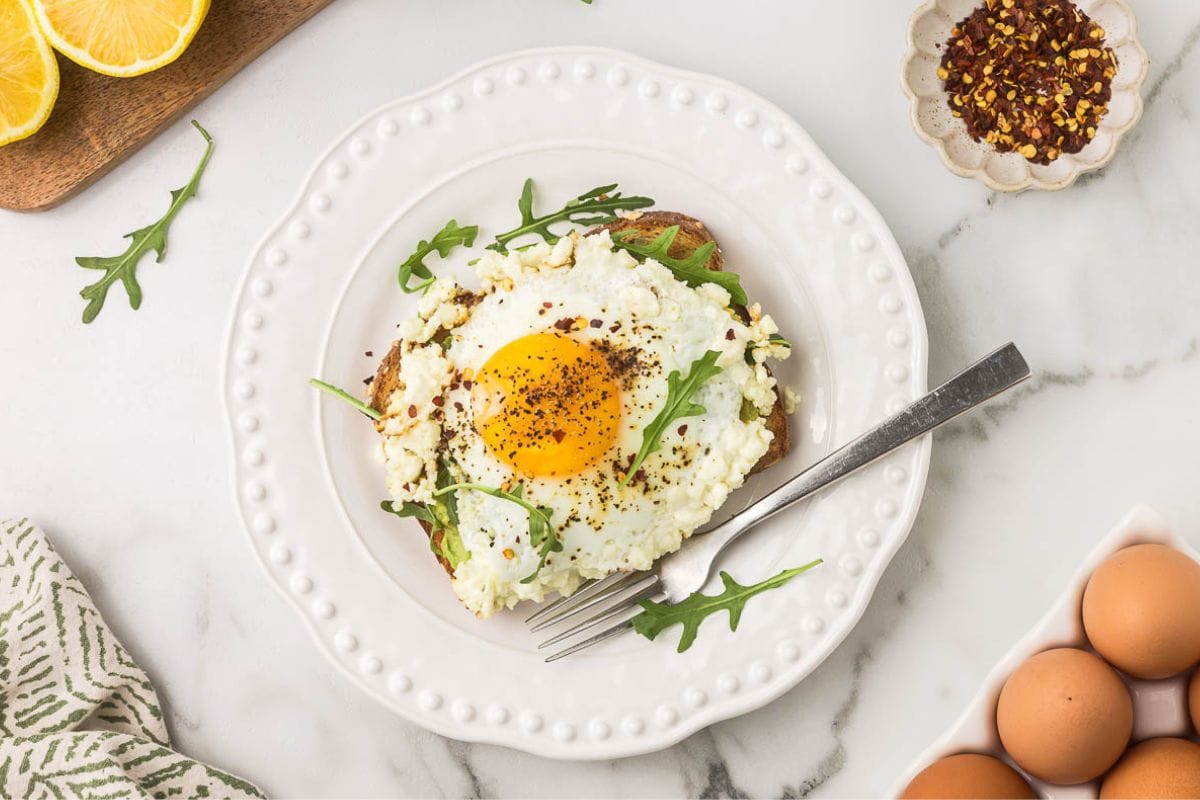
[938,0,1117,165]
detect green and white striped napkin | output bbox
[0,517,263,798]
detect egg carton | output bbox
[889,504,1200,798]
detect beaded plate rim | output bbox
[222,46,932,759]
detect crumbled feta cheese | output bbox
[784,386,800,415]
[378,343,453,502]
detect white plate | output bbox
[891,505,1200,798]
[222,46,930,759]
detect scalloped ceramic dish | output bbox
[891,505,1200,798]
[902,0,1149,192]
[222,46,931,759]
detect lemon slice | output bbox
[31,0,210,78]
[0,0,59,147]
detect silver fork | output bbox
[529,342,1031,661]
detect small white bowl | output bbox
[901,0,1149,192]
[889,505,1200,799]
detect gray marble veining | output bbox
[3,0,1200,796]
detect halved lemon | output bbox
[31,0,210,78]
[0,0,59,147]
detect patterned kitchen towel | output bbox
[0,517,264,798]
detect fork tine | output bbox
[543,619,633,662]
[526,572,626,626]
[529,572,654,632]
[537,580,662,649]
[524,577,597,624]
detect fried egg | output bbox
[377,231,790,617]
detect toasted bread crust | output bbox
[373,346,453,573]
[420,520,455,575]
[371,211,791,564]
[602,211,724,272]
[368,340,404,415]
[754,386,790,474]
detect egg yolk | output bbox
[471,332,621,478]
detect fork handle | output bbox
[702,342,1030,560]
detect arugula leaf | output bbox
[382,499,436,526]
[398,219,479,293]
[309,378,382,420]
[489,179,654,252]
[77,121,215,323]
[633,560,823,652]
[435,457,460,527]
[434,481,560,583]
[611,226,747,306]
[620,350,723,487]
[766,333,791,348]
[510,484,561,582]
[381,498,470,568]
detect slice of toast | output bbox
[596,211,790,474]
[368,211,792,563]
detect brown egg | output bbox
[1190,669,1200,734]
[901,753,1037,799]
[1082,543,1200,679]
[1100,738,1200,799]
[996,647,1132,784]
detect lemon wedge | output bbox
[31,0,210,78]
[0,0,59,147]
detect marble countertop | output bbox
[3,0,1200,796]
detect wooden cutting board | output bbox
[0,0,334,212]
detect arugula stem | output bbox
[632,559,824,652]
[434,482,560,582]
[309,378,382,420]
[620,350,722,487]
[94,123,214,290]
[434,482,548,524]
[494,219,564,250]
[665,560,822,619]
[490,179,654,252]
[78,121,215,323]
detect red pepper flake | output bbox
[590,319,603,328]
[609,323,621,333]
[626,453,636,464]
[725,329,735,340]
[407,404,418,418]
[463,380,473,390]
[552,429,566,443]
[554,317,574,331]
[634,469,647,482]
[431,395,444,407]
[364,350,373,357]
[677,424,688,436]
[454,401,464,412]
[542,301,554,309]
[939,0,1116,164]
